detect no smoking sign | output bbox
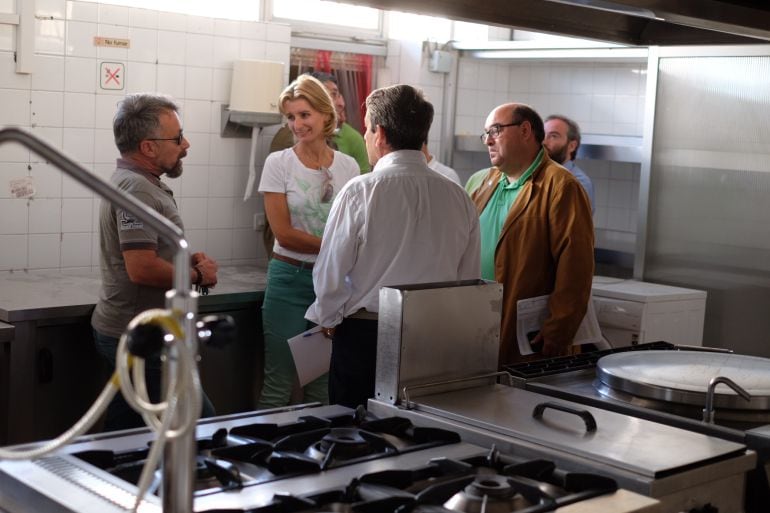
[100,62,125,90]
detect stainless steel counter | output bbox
[0,265,267,446]
[0,265,267,323]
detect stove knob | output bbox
[126,322,166,358]
[197,315,237,348]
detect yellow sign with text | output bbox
[93,37,130,49]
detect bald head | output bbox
[483,103,545,178]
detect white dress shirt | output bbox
[426,156,461,185]
[305,150,481,328]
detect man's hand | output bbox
[191,252,207,265]
[530,332,569,358]
[193,253,218,287]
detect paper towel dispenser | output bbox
[221,59,285,137]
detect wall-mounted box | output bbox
[221,59,285,137]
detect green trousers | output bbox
[258,258,328,408]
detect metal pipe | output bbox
[0,127,197,512]
[702,376,751,424]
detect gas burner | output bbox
[271,427,398,471]
[306,428,380,462]
[444,475,531,513]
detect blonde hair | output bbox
[279,75,337,138]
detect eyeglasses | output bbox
[480,122,522,143]
[146,130,184,145]
[320,166,333,203]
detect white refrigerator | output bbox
[592,276,707,348]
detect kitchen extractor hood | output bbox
[339,0,770,45]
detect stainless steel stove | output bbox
[0,404,655,513]
[502,342,770,513]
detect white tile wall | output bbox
[0,89,30,126]
[66,20,96,58]
[185,34,214,68]
[0,235,28,269]
[35,19,66,55]
[0,53,31,89]
[38,0,67,19]
[128,8,158,30]
[127,27,157,63]
[29,233,62,269]
[0,163,30,199]
[62,198,93,232]
[31,90,64,127]
[98,4,129,26]
[29,198,62,233]
[31,55,65,91]
[0,199,29,234]
[66,1,98,22]
[453,60,647,140]
[60,231,92,267]
[0,1,285,271]
[64,56,97,93]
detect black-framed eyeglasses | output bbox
[147,130,184,145]
[480,122,522,143]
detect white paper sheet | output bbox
[516,295,604,355]
[287,326,332,386]
[243,126,261,201]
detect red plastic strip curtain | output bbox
[314,50,332,73]
[355,54,373,132]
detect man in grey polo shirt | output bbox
[91,93,218,430]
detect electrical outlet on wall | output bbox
[253,213,266,231]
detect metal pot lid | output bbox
[596,350,770,410]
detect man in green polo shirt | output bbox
[468,103,594,365]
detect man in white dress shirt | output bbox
[306,84,481,408]
[422,142,461,184]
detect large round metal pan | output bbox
[595,350,770,410]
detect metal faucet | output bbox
[702,376,751,424]
[0,128,198,512]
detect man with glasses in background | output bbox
[467,103,594,365]
[91,93,218,430]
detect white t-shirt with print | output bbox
[259,148,359,262]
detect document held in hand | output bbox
[516,295,604,355]
[287,326,332,386]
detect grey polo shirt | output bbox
[91,159,184,338]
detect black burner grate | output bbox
[503,341,675,379]
[200,448,617,513]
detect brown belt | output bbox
[273,253,314,270]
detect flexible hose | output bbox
[0,306,203,513]
[0,373,119,460]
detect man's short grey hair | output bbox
[113,93,179,154]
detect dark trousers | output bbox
[328,318,378,409]
[93,329,215,431]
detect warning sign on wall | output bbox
[100,62,125,90]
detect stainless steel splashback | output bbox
[375,280,503,405]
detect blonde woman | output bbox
[257,75,359,408]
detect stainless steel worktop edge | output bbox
[0,265,267,323]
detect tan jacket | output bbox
[471,151,594,365]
